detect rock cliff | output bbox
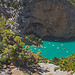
[0,0,75,38]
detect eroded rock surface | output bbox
[0,0,75,38]
[14,0,75,38]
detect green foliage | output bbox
[0,62,2,69]
[49,57,60,65]
[27,34,42,46]
[9,1,19,9]
[0,18,7,53]
[5,1,10,7]
[0,18,42,69]
[54,67,59,71]
[0,1,19,9]
[39,57,48,63]
[49,55,75,72]
[23,71,29,75]
[0,18,6,35]
[8,21,14,25]
[68,0,75,3]
[0,18,6,26]
[67,0,75,6]
[71,72,74,75]
[0,29,41,68]
[59,54,75,72]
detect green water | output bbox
[23,38,75,60]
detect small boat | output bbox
[52,44,54,46]
[57,47,59,49]
[34,48,36,49]
[38,49,40,51]
[61,44,63,46]
[44,47,46,48]
[41,46,43,48]
[49,42,50,44]
[66,51,68,53]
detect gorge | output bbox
[0,0,75,75]
[0,0,75,60]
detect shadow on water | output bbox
[42,36,75,42]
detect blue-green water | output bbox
[23,39,75,60]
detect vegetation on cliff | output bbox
[59,54,75,72]
[0,1,19,9]
[49,54,75,72]
[0,30,40,68]
[26,34,42,46]
[0,18,45,69]
[49,57,60,65]
[68,0,75,3]
[68,0,75,5]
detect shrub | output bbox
[8,21,14,25]
[49,57,60,65]
[59,54,75,72]
[27,34,42,45]
[54,67,59,71]
[0,1,19,9]
[0,29,42,68]
[0,62,2,69]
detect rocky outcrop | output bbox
[12,0,75,38]
[0,0,75,38]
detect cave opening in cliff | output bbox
[25,22,44,37]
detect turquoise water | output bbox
[23,38,75,60]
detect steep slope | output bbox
[0,0,75,38]
[14,0,75,38]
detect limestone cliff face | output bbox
[23,0,75,38]
[0,0,75,38]
[32,0,69,37]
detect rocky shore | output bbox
[0,63,75,75]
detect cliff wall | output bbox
[0,0,75,38]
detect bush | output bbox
[67,0,75,6]
[27,34,42,45]
[0,62,2,69]
[0,29,42,68]
[8,21,14,25]
[68,0,75,3]
[49,57,60,65]
[0,18,42,70]
[54,67,59,71]
[0,1,19,9]
[59,54,75,72]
